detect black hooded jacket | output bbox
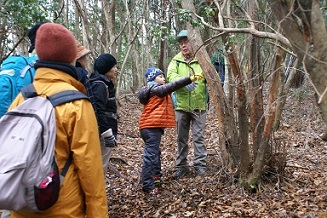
[89,71,117,135]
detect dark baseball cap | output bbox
[27,21,49,53]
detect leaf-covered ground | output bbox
[108,85,327,218]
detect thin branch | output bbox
[188,10,291,47]
[318,86,327,104]
[302,42,327,103]
[2,37,25,60]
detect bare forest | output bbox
[0,0,327,217]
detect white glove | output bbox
[103,135,117,147]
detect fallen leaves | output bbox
[104,92,327,217]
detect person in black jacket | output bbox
[89,53,119,173]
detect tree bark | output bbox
[274,55,299,130]
[73,0,94,58]
[267,0,327,139]
[100,0,116,54]
[247,49,284,189]
[181,0,237,169]
[247,1,264,161]
[117,1,141,98]
[215,1,247,170]
[158,0,167,71]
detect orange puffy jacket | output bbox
[138,76,192,130]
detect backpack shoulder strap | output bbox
[176,60,182,67]
[20,60,36,78]
[21,84,38,99]
[21,84,89,106]
[92,80,109,98]
[60,152,73,178]
[48,90,88,178]
[48,90,89,107]
[175,60,185,75]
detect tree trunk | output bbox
[247,1,264,161]
[117,1,141,98]
[224,41,248,169]
[224,0,235,107]
[181,0,237,169]
[158,0,167,71]
[274,55,299,130]
[244,0,261,176]
[73,0,94,71]
[247,49,284,190]
[267,0,327,139]
[216,2,247,170]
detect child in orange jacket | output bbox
[138,67,202,194]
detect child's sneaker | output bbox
[144,187,158,195]
[153,175,162,186]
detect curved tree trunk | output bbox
[267,0,327,139]
[181,0,238,169]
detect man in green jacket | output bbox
[167,30,208,179]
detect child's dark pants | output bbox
[140,128,163,191]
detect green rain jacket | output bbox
[167,52,208,112]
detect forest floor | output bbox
[107,84,327,218]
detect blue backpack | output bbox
[0,55,38,117]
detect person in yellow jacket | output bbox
[8,23,108,218]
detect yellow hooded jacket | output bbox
[9,67,108,218]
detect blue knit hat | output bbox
[145,67,164,82]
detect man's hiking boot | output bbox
[173,168,189,180]
[195,167,206,177]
